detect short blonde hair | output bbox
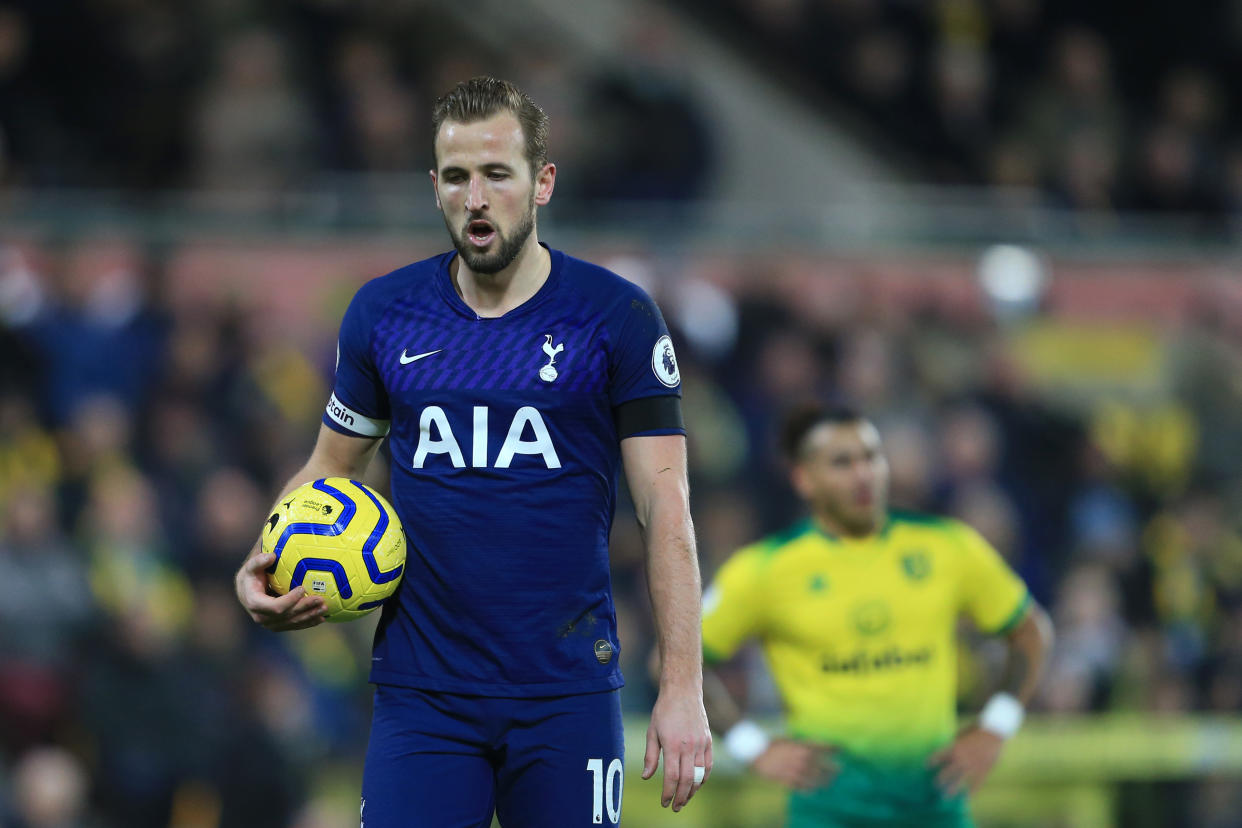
[432,76,549,173]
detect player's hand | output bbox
[927,725,1004,797]
[641,688,713,812]
[750,739,837,790]
[235,550,327,631]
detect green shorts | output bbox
[785,751,973,828]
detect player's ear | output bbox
[534,162,556,206]
[429,169,441,210]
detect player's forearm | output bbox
[974,604,1051,743]
[1002,602,1054,705]
[642,502,703,692]
[702,667,745,734]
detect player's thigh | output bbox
[494,690,625,828]
[362,685,496,828]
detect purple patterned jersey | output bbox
[324,246,683,696]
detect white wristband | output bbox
[723,719,771,764]
[979,692,1024,739]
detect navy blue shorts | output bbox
[361,685,625,828]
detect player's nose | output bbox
[465,175,488,211]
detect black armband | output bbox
[614,395,684,439]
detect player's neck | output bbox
[813,512,883,541]
[453,236,550,318]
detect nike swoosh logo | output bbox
[400,349,443,365]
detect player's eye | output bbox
[488,171,509,180]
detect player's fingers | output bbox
[660,744,681,808]
[817,753,840,786]
[795,764,822,790]
[671,744,696,811]
[277,598,328,627]
[243,552,276,574]
[642,724,660,781]
[700,740,714,786]
[936,761,966,797]
[926,745,952,768]
[283,593,325,617]
[791,750,820,789]
[682,746,707,807]
[251,586,305,618]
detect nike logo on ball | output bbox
[400,349,443,364]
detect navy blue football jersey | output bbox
[323,246,683,696]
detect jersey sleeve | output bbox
[701,547,768,663]
[608,286,683,410]
[954,522,1030,635]
[322,283,391,438]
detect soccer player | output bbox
[702,404,1053,827]
[234,76,711,826]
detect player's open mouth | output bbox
[466,220,496,247]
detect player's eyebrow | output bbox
[439,162,516,175]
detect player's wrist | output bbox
[723,719,771,765]
[979,692,1024,740]
[656,657,703,693]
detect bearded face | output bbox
[432,113,550,276]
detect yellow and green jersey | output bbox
[702,511,1029,826]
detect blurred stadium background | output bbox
[3,0,1242,826]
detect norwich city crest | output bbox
[901,551,931,581]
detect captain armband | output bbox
[613,395,684,439]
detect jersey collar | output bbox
[810,513,893,545]
[435,243,565,321]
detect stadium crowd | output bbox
[6,0,1242,228]
[0,1,715,203]
[0,233,1241,826]
[678,0,1242,224]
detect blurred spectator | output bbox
[326,35,422,173]
[926,44,995,177]
[881,417,934,509]
[0,485,92,752]
[0,393,58,506]
[187,466,266,579]
[8,746,96,828]
[15,240,165,426]
[194,29,315,192]
[1020,27,1124,183]
[1040,563,1128,713]
[1169,297,1242,488]
[80,465,189,637]
[0,6,31,187]
[1130,123,1221,216]
[934,403,1002,499]
[573,17,716,201]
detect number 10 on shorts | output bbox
[586,758,623,824]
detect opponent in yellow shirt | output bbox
[703,404,1052,827]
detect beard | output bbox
[445,201,537,275]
